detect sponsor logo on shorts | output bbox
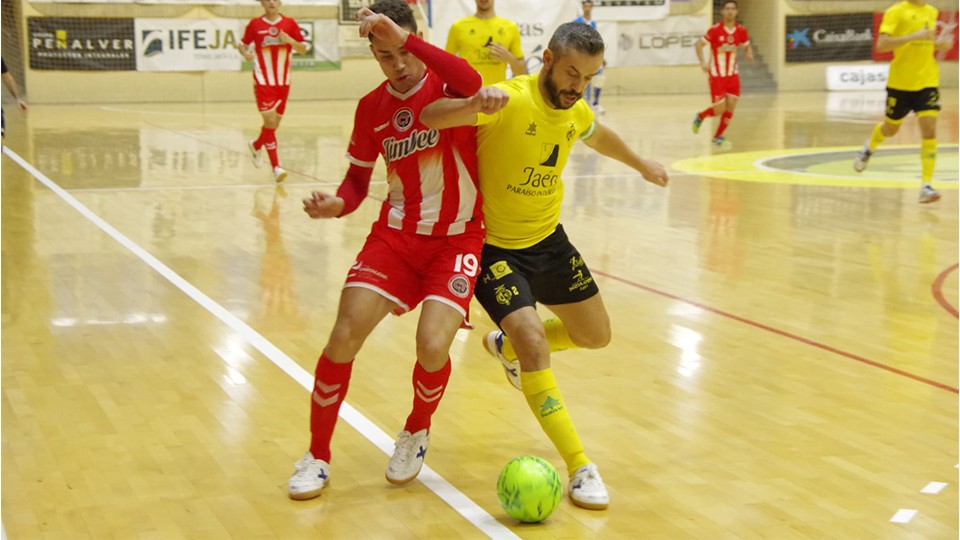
[489,260,512,279]
[448,274,470,298]
[494,284,514,306]
[568,256,593,292]
[347,261,387,281]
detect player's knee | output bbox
[576,324,611,350]
[415,337,449,365]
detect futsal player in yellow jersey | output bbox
[445,0,525,84]
[423,22,668,510]
[853,0,954,203]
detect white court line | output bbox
[2,146,520,540]
[889,509,918,523]
[921,482,948,494]
[66,180,347,194]
[98,104,351,119]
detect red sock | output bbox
[253,128,266,150]
[403,359,451,434]
[309,353,353,462]
[714,111,733,138]
[260,128,279,167]
[698,107,716,120]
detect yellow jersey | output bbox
[445,16,524,84]
[474,74,596,249]
[879,1,940,91]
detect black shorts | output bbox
[885,87,940,121]
[474,225,600,326]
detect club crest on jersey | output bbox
[269,27,279,36]
[393,108,415,132]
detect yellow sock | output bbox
[868,123,886,151]
[521,368,590,476]
[921,138,936,184]
[499,318,578,361]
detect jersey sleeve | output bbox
[739,26,750,45]
[286,19,305,43]
[507,23,524,59]
[242,20,256,45]
[878,6,900,36]
[345,98,379,168]
[576,101,596,140]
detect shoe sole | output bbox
[288,484,326,500]
[920,194,941,204]
[482,333,522,390]
[569,493,609,510]
[385,467,421,485]
[274,171,287,183]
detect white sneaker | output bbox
[273,166,287,183]
[288,452,330,500]
[853,147,871,172]
[248,139,263,168]
[386,429,429,485]
[569,463,609,510]
[919,184,941,204]
[483,331,522,391]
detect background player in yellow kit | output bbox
[853,0,954,203]
[423,22,668,511]
[445,0,526,84]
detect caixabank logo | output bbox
[785,13,875,63]
[28,17,136,71]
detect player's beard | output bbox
[543,65,582,110]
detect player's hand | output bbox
[746,50,755,63]
[237,43,254,61]
[486,42,514,63]
[303,191,345,219]
[16,99,27,111]
[639,159,669,187]
[700,62,710,74]
[469,86,510,115]
[356,7,409,47]
[277,30,294,45]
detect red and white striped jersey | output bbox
[241,16,304,87]
[347,71,483,237]
[702,22,750,78]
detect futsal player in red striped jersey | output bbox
[287,0,508,500]
[239,0,307,182]
[692,0,753,147]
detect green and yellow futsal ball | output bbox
[496,456,563,523]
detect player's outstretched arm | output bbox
[582,123,669,187]
[421,87,510,129]
[876,28,936,52]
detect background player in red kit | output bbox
[239,0,307,182]
[287,0,508,500]
[692,0,753,147]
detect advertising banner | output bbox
[28,17,136,71]
[825,64,889,91]
[31,0,336,4]
[135,18,245,71]
[605,15,707,67]
[593,0,670,22]
[785,13,874,63]
[872,11,958,62]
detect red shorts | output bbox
[254,85,290,115]
[709,75,740,103]
[344,224,486,319]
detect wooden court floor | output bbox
[1,89,957,539]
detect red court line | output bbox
[593,270,959,394]
[932,263,959,319]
